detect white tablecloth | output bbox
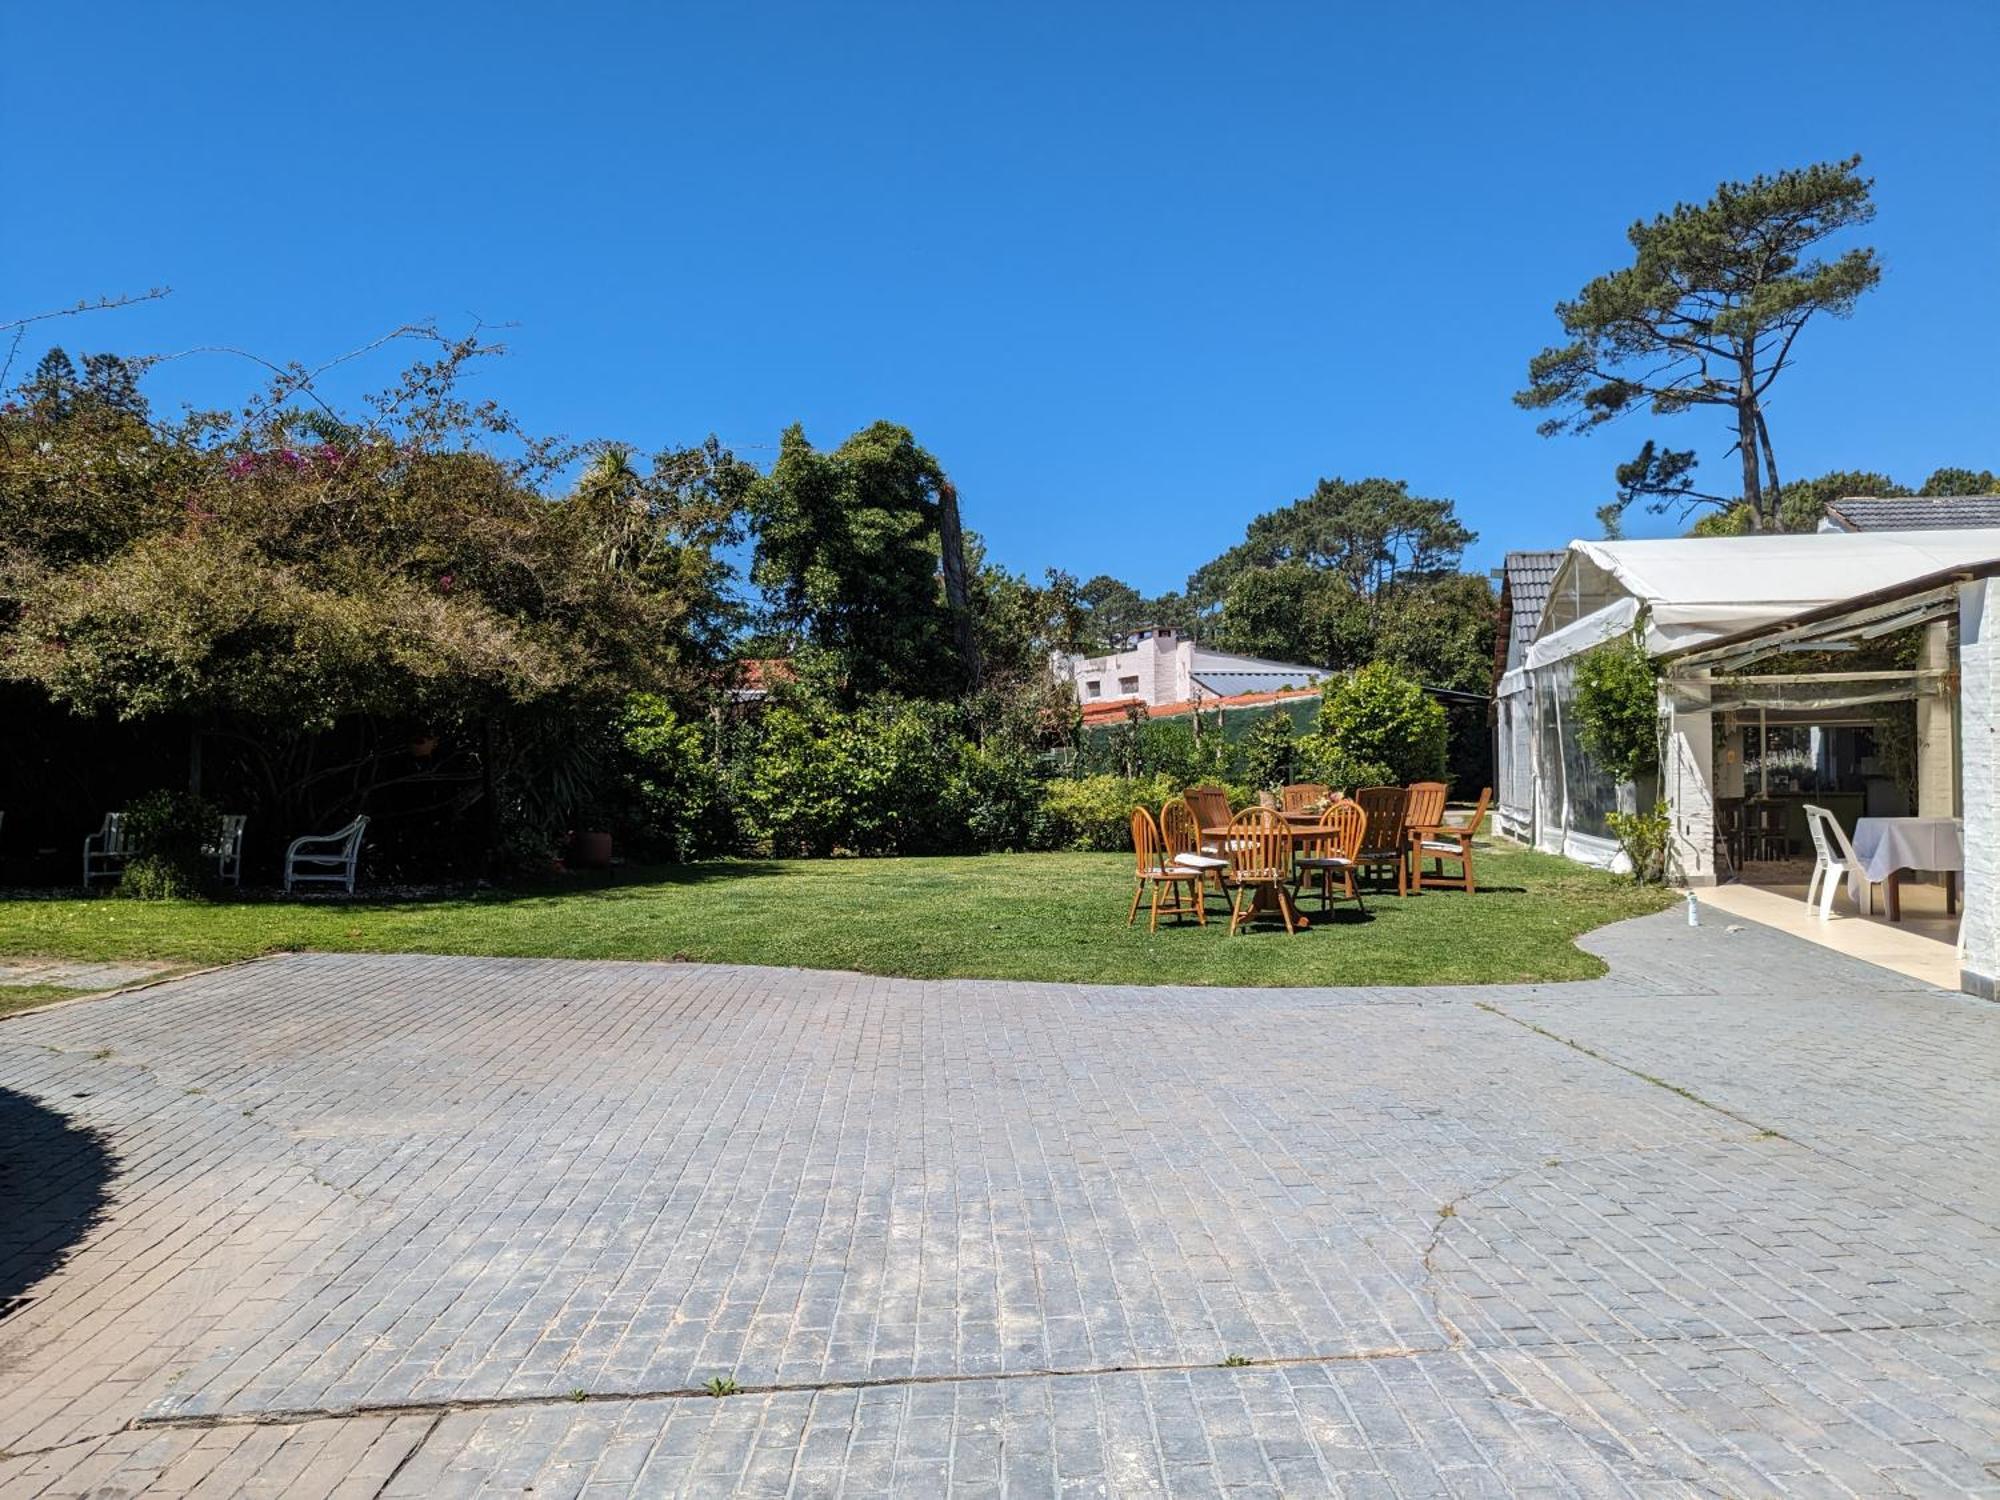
[1851,816,1964,884]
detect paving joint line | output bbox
[129,1314,1998,1434]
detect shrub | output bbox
[619,694,738,861]
[1307,663,1446,787]
[949,740,1047,853]
[740,697,986,857]
[1239,710,1300,791]
[1606,802,1671,884]
[118,789,219,899]
[1572,637,1659,782]
[1036,773,1178,852]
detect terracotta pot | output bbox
[572,830,613,868]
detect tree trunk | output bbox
[1754,407,1784,526]
[935,477,982,691]
[1736,353,1765,529]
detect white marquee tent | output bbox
[1503,528,2000,869]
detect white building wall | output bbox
[1958,580,1999,998]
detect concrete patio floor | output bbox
[0,911,1994,1497]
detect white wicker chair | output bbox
[82,812,131,888]
[209,814,247,887]
[284,815,369,894]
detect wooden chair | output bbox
[1401,781,1448,889]
[284,814,369,894]
[1409,787,1490,894]
[1126,807,1204,932]
[1351,786,1411,895]
[1280,783,1331,814]
[1183,785,1234,855]
[1293,800,1368,914]
[1160,798,1228,912]
[1222,806,1300,936]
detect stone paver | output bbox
[0,960,172,991]
[0,910,1995,1496]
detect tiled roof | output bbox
[1823,496,2000,531]
[1502,550,1565,653]
[1077,686,1320,728]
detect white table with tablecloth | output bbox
[1849,815,1963,921]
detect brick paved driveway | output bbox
[1,911,1994,1497]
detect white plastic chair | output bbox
[208,814,247,887]
[284,815,369,894]
[1803,804,1873,919]
[82,812,131,888]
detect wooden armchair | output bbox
[1127,807,1204,931]
[1221,806,1300,935]
[1183,785,1234,854]
[1409,787,1490,894]
[1280,783,1332,814]
[1292,800,1368,914]
[1351,786,1411,895]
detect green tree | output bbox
[748,421,965,701]
[1307,663,1446,787]
[1920,466,1998,497]
[1572,637,1659,782]
[1518,156,1880,532]
[1190,476,1473,614]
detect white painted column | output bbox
[1661,678,1716,887]
[1916,618,1956,818]
[1957,581,1997,998]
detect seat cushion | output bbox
[1293,855,1353,869]
[1173,852,1228,870]
[1419,839,1466,854]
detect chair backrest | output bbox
[1224,806,1289,881]
[1184,785,1232,838]
[1129,807,1165,874]
[1159,799,1202,861]
[102,811,128,853]
[340,814,371,855]
[1280,783,1330,814]
[1803,803,1858,865]
[1319,800,1367,862]
[1352,787,1407,858]
[218,814,247,852]
[1405,781,1448,829]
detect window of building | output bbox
[1118,675,1140,695]
[1085,679,1102,698]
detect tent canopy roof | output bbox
[1530,528,2000,667]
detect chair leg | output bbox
[1148,879,1163,934]
[1228,884,1249,936]
[1128,879,1143,926]
[1276,884,1298,935]
[1805,860,1823,913]
[1818,863,1840,920]
[1191,879,1206,927]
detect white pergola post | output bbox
[1958,582,1997,997]
[1661,676,1716,887]
[1916,618,1957,818]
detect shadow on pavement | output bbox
[0,1088,113,1321]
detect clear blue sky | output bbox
[6,2,1996,593]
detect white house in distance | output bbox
[1053,626,1327,711]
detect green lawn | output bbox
[0,843,1670,988]
[0,983,98,1018]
